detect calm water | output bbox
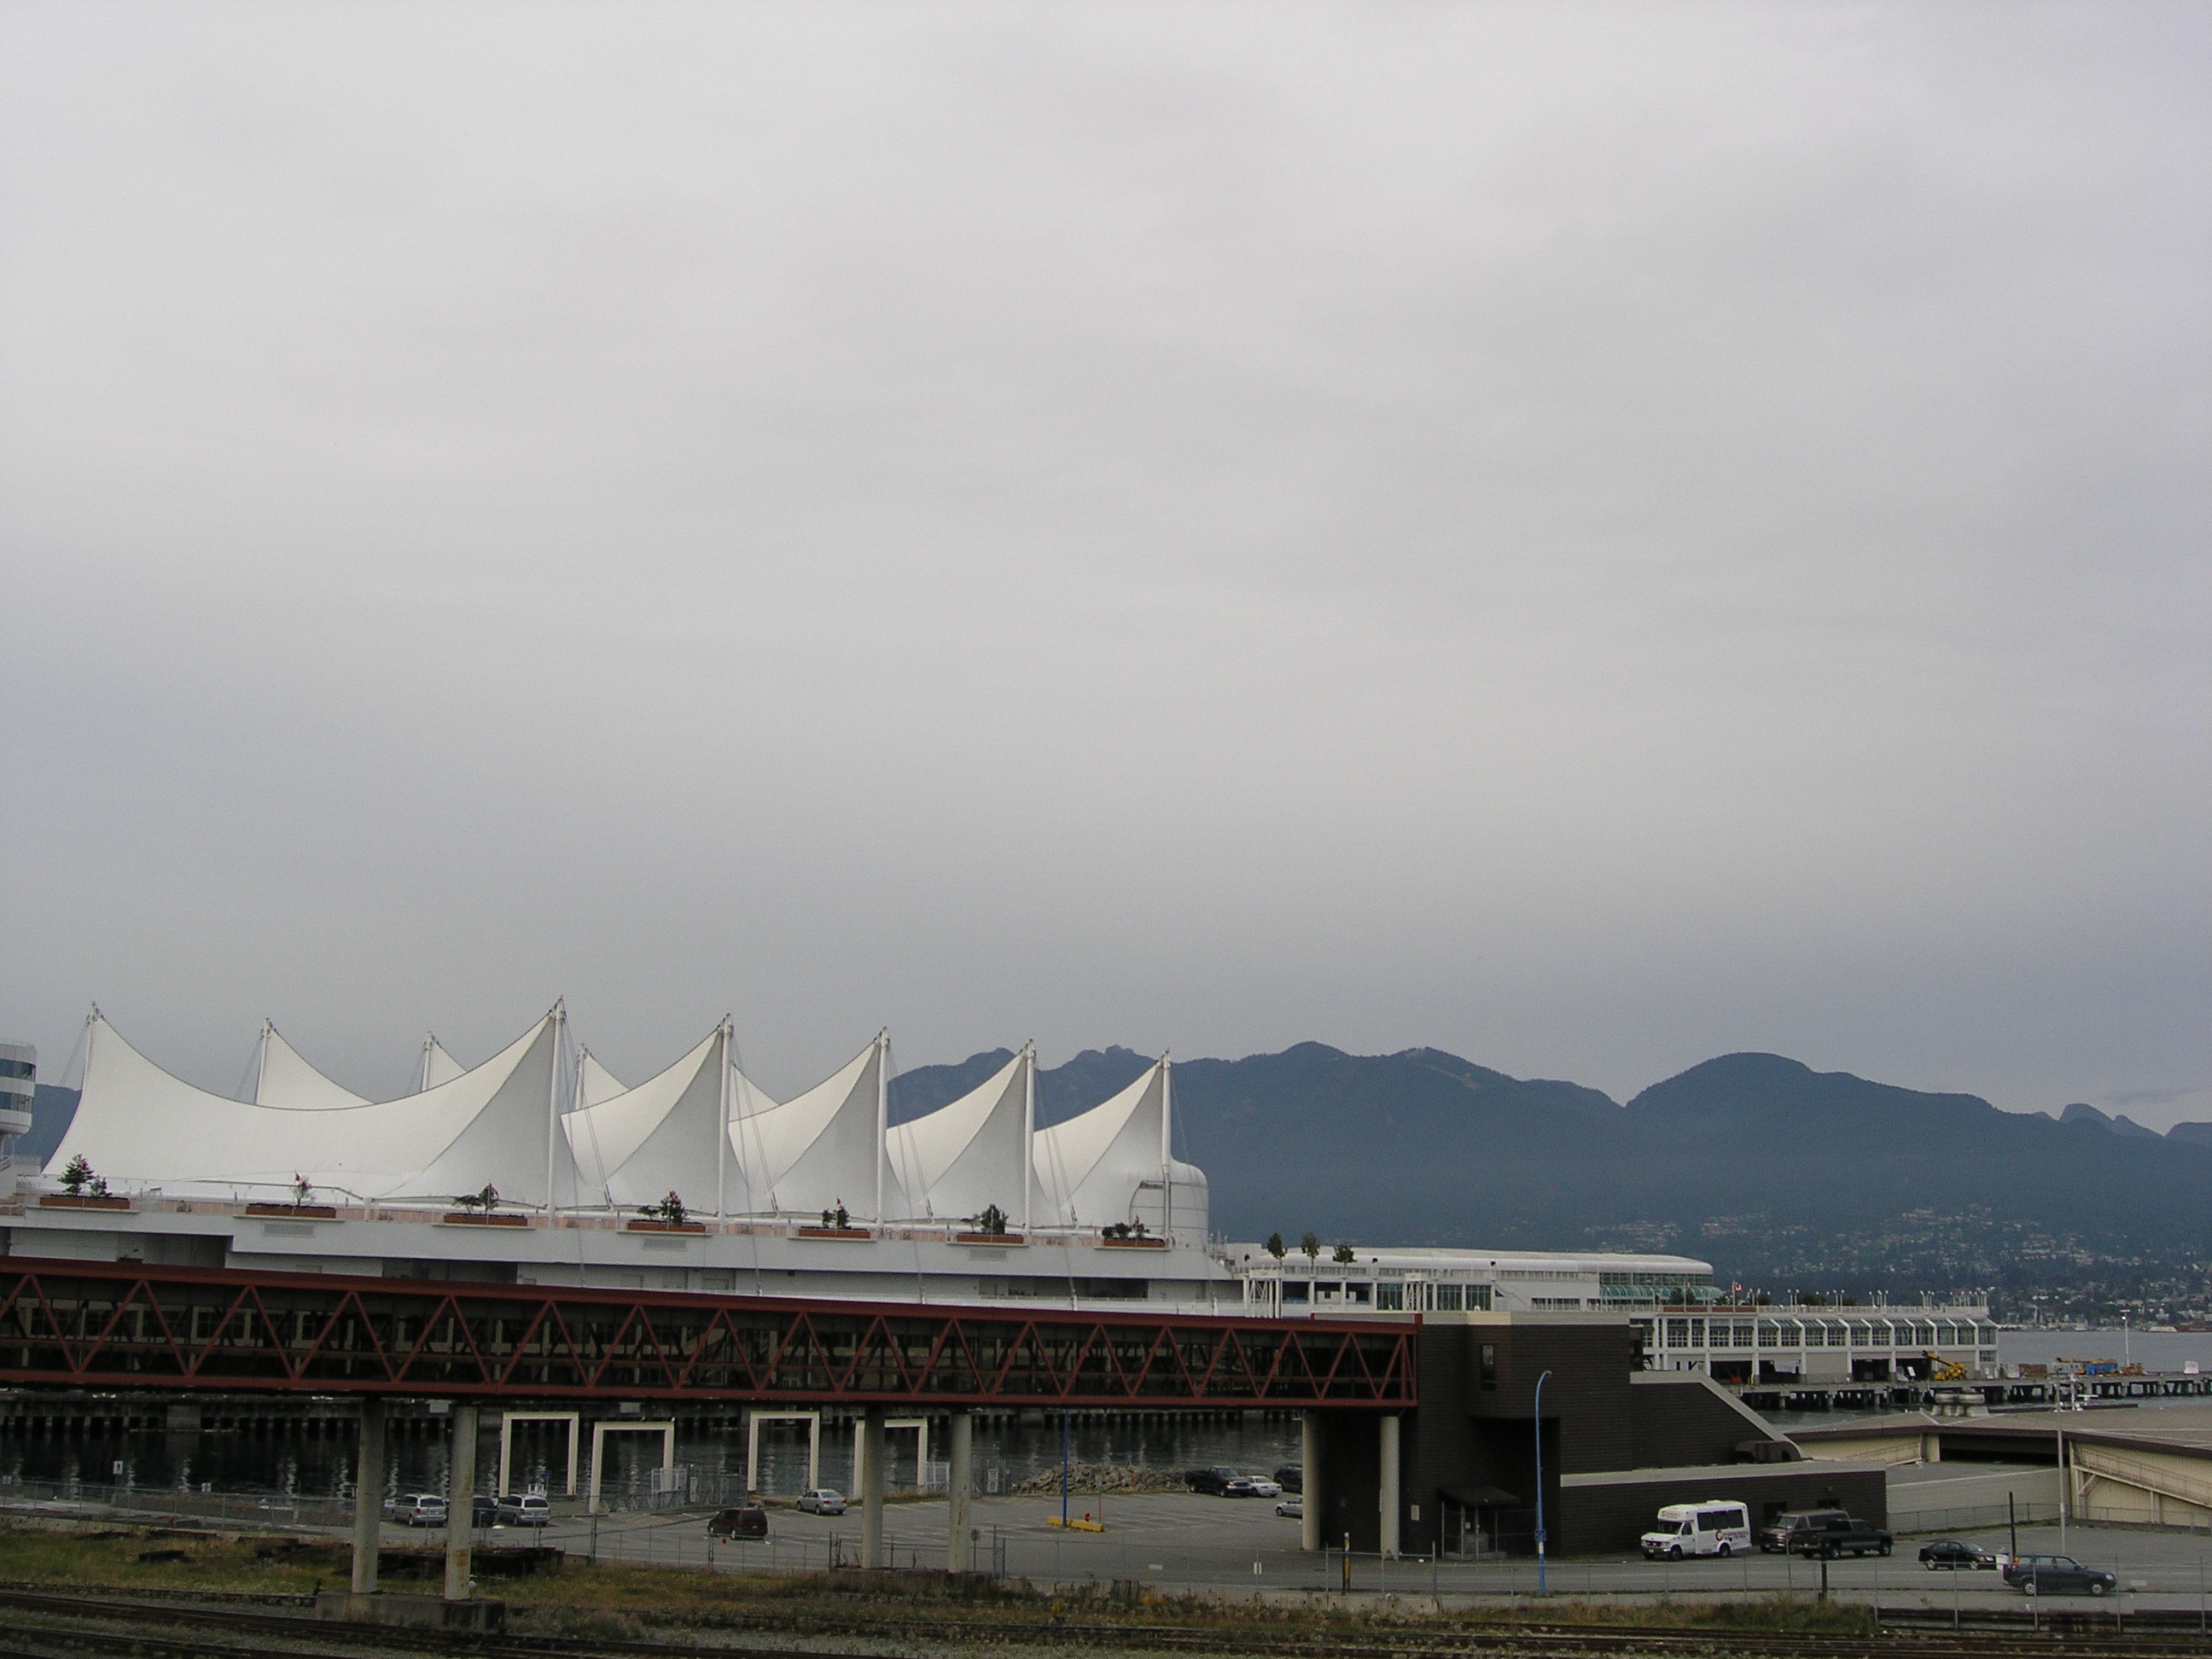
[1,1414,1303,1505]
[1998,1329,2212,1373]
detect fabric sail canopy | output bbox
[728,1034,898,1220]
[1033,1058,1208,1242]
[251,1023,370,1109]
[887,1045,1032,1225]
[577,1051,627,1109]
[51,1010,575,1206]
[420,1037,467,1091]
[562,1026,772,1213]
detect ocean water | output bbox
[1998,1329,2212,1374]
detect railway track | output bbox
[0,1587,2202,1659]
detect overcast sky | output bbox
[2,3,2205,1128]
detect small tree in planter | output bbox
[640,1190,689,1227]
[1264,1232,1287,1260]
[1299,1231,1320,1263]
[1331,1242,1356,1265]
[834,1202,850,1231]
[59,1155,108,1199]
[455,1184,500,1216]
[968,1203,1010,1237]
[291,1173,314,1210]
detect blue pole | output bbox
[1534,1369,1551,1594]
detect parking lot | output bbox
[494,1493,2212,1615]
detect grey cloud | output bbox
[1,3,2205,1127]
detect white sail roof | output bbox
[420,1036,467,1091]
[252,1023,370,1109]
[564,1026,755,1210]
[1033,1058,1168,1229]
[728,1033,899,1220]
[51,1010,573,1205]
[578,1050,627,1109]
[888,1046,1032,1225]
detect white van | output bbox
[386,1493,450,1528]
[1641,1500,1752,1559]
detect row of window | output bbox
[1648,1317,1996,1349]
[1275,1281,1495,1312]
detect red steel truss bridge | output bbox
[0,1261,1416,1408]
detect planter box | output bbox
[953,1231,1025,1245]
[626,1220,707,1234]
[441,1212,528,1226]
[39,1194,132,1211]
[1096,1235,1168,1249]
[795,1226,873,1241]
[244,1203,339,1219]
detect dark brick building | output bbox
[1309,1315,1886,1555]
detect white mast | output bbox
[1022,1040,1035,1236]
[418,1033,435,1094]
[1161,1052,1173,1244]
[716,1016,731,1222]
[544,999,564,1217]
[253,1021,273,1103]
[873,1028,888,1223]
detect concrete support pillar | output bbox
[1300,1412,1323,1552]
[351,1398,386,1594]
[859,1405,885,1569]
[1378,1414,1400,1558]
[945,1409,973,1573]
[443,1404,478,1602]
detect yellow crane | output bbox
[1924,1353,1967,1382]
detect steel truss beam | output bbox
[0,1262,1415,1407]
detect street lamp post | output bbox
[1534,1370,1551,1594]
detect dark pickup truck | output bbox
[1780,1513,1894,1559]
[1758,1510,1845,1553]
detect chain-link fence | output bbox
[0,1472,352,1530]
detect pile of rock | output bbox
[1007,1461,1187,1496]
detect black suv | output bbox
[2002,1554,2117,1597]
[1184,1466,1242,1496]
[1273,1464,1303,1495]
[707,1505,770,1540]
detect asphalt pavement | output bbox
[483,1493,2212,1615]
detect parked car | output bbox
[1784,1514,1893,1559]
[470,1496,499,1527]
[707,1505,770,1540]
[1221,1477,1259,1499]
[387,1493,449,1528]
[795,1488,847,1516]
[1640,1501,1752,1560]
[1244,1475,1283,1499]
[1274,1495,1303,1520]
[1758,1510,1849,1553]
[1273,1465,1303,1495]
[497,1493,552,1527]
[1184,1466,1243,1497]
[2002,1554,2117,1597]
[1918,1539,1997,1570]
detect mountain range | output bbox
[891,1046,2212,1290]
